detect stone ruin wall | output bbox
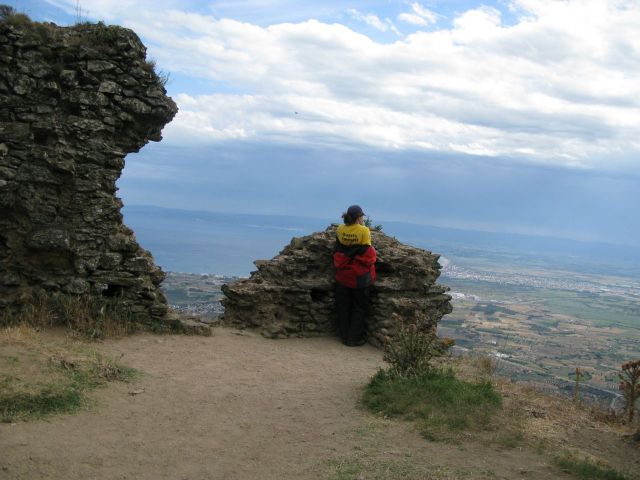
[0,19,177,324]
[222,226,453,346]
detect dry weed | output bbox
[0,324,42,345]
[2,293,136,340]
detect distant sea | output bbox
[122,205,640,279]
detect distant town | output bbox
[442,262,640,298]
[162,272,239,320]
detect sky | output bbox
[9,0,640,246]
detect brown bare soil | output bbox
[1,328,638,479]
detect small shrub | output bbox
[589,405,620,425]
[0,6,31,27]
[89,21,126,45]
[364,216,383,231]
[0,4,17,19]
[619,359,640,423]
[156,69,171,87]
[383,320,451,378]
[475,354,498,380]
[143,57,171,87]
[366,322,501,441]
[142,57,156,73]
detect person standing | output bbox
[333,205,377,346]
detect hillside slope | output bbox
[1,328,638,479]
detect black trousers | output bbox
[335,284,370,343]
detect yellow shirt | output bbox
[337,224,372,246]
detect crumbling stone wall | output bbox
[222,226,453,346]
[0,19,177,324]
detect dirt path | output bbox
[1,329,587,479]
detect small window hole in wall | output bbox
[102,284,124,297]
[33,128,58,147]
[311,289,328,302]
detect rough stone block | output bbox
[222,226,452,345]
[27,228,71,251]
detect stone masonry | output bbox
[222,225,453,346]
[0,18,177,324]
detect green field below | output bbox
[443,277,640,330]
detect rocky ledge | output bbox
[222,226,453,346]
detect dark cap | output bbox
[347,205,365,219]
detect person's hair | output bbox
[342,212,357,225]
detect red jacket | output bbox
[333,242,377,289]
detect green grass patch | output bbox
[324,454,482,480]
[1,354,136,422]
[0,388,82,422]
[554,455,632,480]
[493,428,525,449]
[362,369,502,440]
[325,456,364,480]
[0,326,137,422]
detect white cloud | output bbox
[411,2,438,23]
[452,6,503,41]
[398,2,438,26]
[397,13,428,26]
[47,0,640,171]
[347,8,400,35]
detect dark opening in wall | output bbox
[33,128,57,146]
[310,289,328,302]
[375,260,393,275]
[102,284,124,297]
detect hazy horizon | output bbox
[124,203,640,250]
[122,205,640,279]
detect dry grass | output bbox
[1,293,137,340]
[445,353,640,478]
[0,7,58,40]
[321,417,501,480]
